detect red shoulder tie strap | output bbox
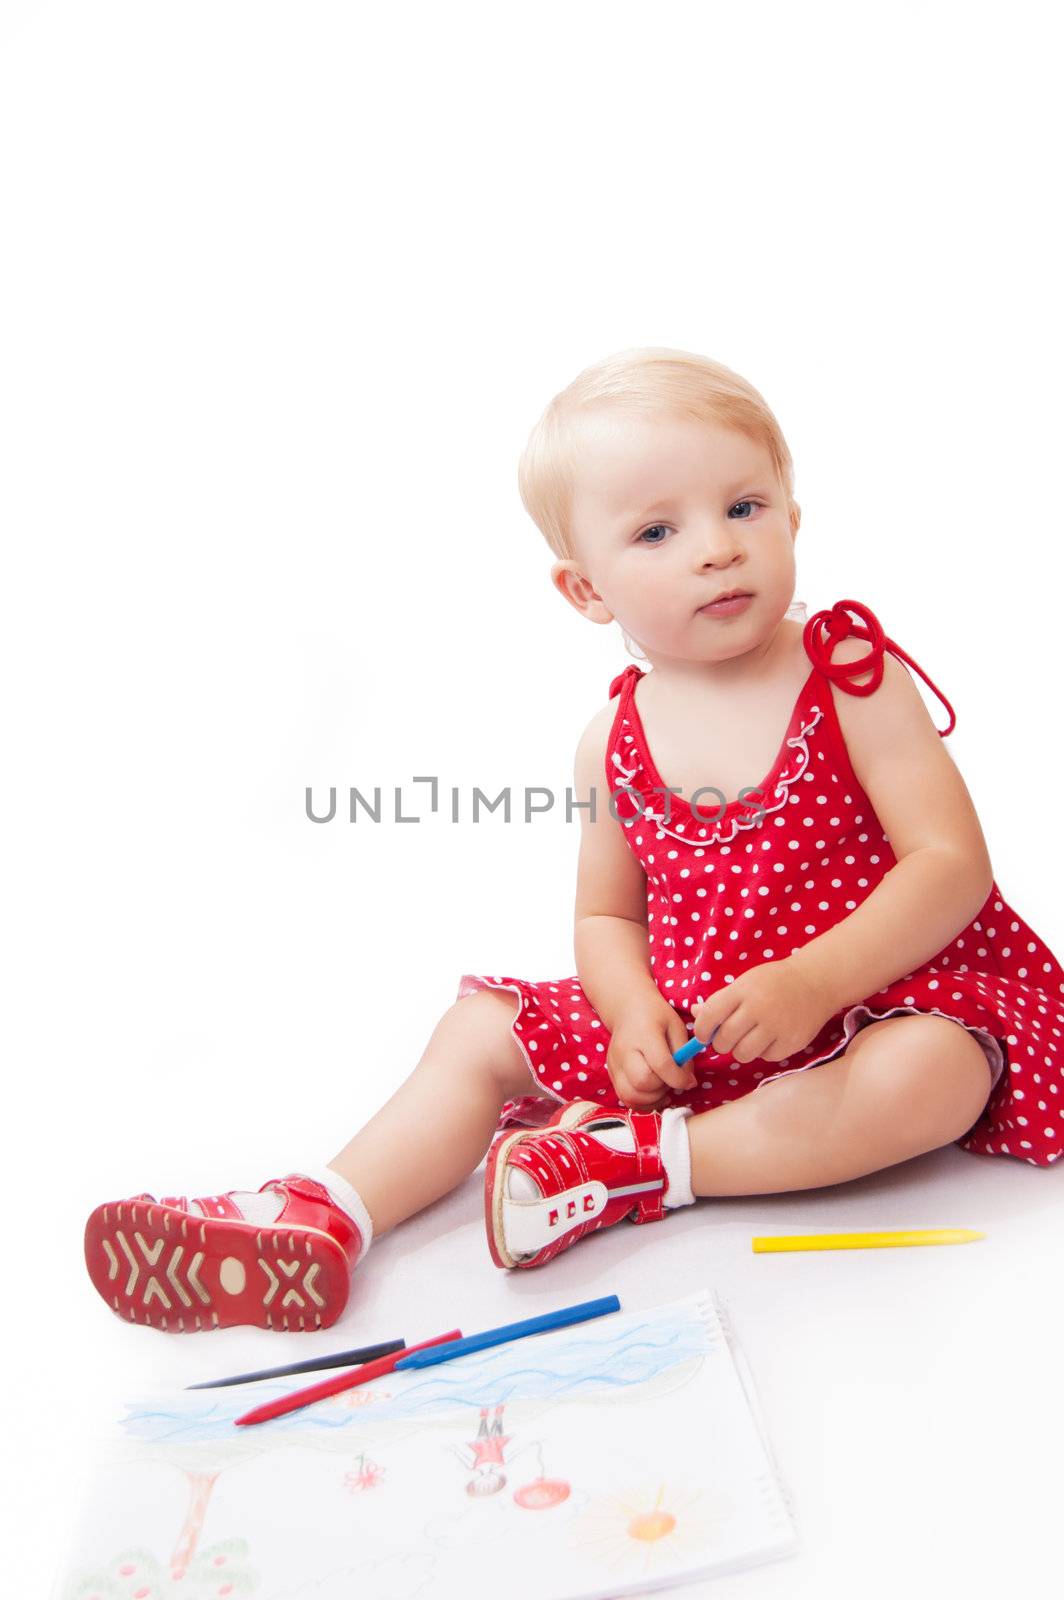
[803,598,956,737]
[608,663,643,699]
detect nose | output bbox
[694,517,745,569]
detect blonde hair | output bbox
[518,346,799,564]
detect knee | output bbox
[449,986,520,1038]
[444,988,527,1094]
[853,1017,992,1142]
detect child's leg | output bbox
[482,1013,993,1274]
[686,1014,994,1195]
[327,988,544,1235]
[84,989,543,1331]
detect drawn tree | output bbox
[82,1380,426,1577]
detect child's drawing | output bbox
[61,1537,257,1599]
[55,1291,797,1600]
[568,1480,739,1584]
[514,1473,571,1510]
[449,1402,565,1503]
[343,1451,385,1492]
[454,1403,515,1495]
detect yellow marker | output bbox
[752,1228,984,1253]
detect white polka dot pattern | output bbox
[458,605,1064,1169]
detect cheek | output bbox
[619,577,672,620]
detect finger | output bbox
[616,1059,667,1109]
[648,1049,697,1094]
[692,1012,717,1046]
[609,1060,661,1110]
[730,1024,773,1065]
[607,1067,634,1107]
[694,1008,733,1047]
[701,1017,737,1055]
[624,1050,662,1096]
[667,1015,695,1055]
[618,1082,666,1110]
[665,1021,699,1090]
[626,1079,667,1107]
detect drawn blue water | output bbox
[119,1302,715,1445]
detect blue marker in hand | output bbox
[673,1024,721,1066]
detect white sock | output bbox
[229,1167,374,1256]
[659,1107,695,1208]
[505,1108,695,1209]
[226,1187,289,1226]
[294,1163,375,1256]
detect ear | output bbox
[790,501,801,538]
[550,559,615,625]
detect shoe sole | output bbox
[484,1100,598,1270]
[84,1199,351,1332]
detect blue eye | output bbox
[729,500,758,519]
[638,523,671,545]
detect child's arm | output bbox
[570,704,663,1031]
[793,642,995,1014]
[571,706,695,1104]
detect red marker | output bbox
[234,1328,462,1427]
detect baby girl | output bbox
[85,347,1064,1331]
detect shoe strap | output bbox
[569,1108,666,1223]
[269,1174,365,1260]
[627,1111,666,1223]
[269,1173,329,1206]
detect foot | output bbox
[84,1175,363,1332]
[484,1100,667,1269]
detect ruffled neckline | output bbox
[614,661,821,829]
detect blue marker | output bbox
[673,1023,721,1066]
[393,1295,621,1370]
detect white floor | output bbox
[35,1137,1064,1600]
[7,6,1064,1592]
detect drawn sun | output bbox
[569,1481,735,1577]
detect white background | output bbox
[2,3,1062,1597]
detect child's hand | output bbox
[691,955,833,1065]
[606,998,698,1110]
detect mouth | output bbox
[697,590,753,614]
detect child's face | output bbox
[552,411,798,665]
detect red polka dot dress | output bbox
[458,599,1064,1168]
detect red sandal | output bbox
[484,1100,668,1270]
[84,1175,363,1332]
